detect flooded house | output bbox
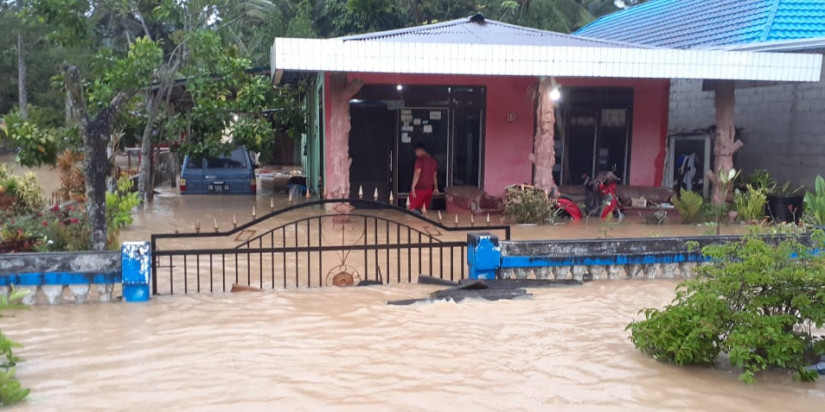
[576,0,825,188]
[270,13,821,206]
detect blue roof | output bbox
[575,0,825,49]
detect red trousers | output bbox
[408,189,433,211]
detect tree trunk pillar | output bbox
[325,73,363,199]
[85,115,113,251]
[530,77,558,194]
[709,81,743,204]
[17,32,27,120]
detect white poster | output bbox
[430,111,442,120]
[423,125,433,134]
[401,133,411,143]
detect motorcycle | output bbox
[555,171,624,222]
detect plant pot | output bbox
[766,194,804,224]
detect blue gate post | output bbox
[467,233,501,280]
[122,242,151,302]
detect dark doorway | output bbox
[349,104,394,200]
[452,108,483,187]
[349,84,485,208]
[396,108,449,194]
[562,88,632,185]
[566,110,597,185]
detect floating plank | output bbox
[388,288,530,305]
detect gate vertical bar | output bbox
[270,232,275,289]
[151,237,158,295]
[373,218,379,283]
[183,254,188,294]
[294,222,299,287]
[169,255,174,294]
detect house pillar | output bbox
[530,77,558,194]
[709,81,743,204]
[326,73,363,199]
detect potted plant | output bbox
[766,181,805,224]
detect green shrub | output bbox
[628,231,825,384]
[748,169,776,192]
[1,205,91,253]
[671,189,703,224]
[0,290,30,406]
[3,111,58,167]
[505,185,553,224]
[734,185,767,222]
[0,165,45,216]
[105,176,140,247]
[804,175,825,226]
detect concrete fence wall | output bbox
[466,233,815,282]
[0,242,151,305]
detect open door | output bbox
[349,104,394,201]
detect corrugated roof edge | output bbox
[339,14,653,48]
[709,36,825,52]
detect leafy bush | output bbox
[734,184,767,222]
[671,189,704,224]
[505,185,553,224]
[0,289,30,406]
[628,231,825,384]
[105,176,140,247]
[804,175,825,226]
[56,149,85,202]
[0,176,138,252]
[3,111,58,168]
[748,169,776,192]
[0,165,45,216]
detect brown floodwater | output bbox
[2,280,823,411]
[2,152,748,242]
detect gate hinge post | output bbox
[122,241,152,302]
[467,233,501,280]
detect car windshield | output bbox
[206,149,248,169]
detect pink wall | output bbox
[324,73,670,196]
[328,73,536,197]
[557,78,671,186]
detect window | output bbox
[186,157,204,169]
[207,149,248,169]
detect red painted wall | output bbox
[327,73,537,197]
[557,78,671,186]
[324,73,670,196]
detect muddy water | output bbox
[3,280,823,411]
[123,188,748,243]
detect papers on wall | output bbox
[401,133,411,143]
[430,111,442,120]
[423,125,433,134]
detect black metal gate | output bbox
[150,199,510,294]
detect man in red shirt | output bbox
[409,142,438,214]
